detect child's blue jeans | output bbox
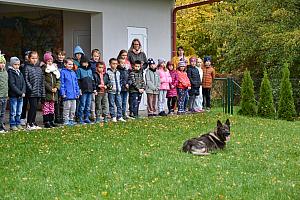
[78,92,92,120]
[9,97,23,127]
[120,91,128,116]
[108,93,122,119]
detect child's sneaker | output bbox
[20,119,26,126]
[17,125,24,130]
[84,118,91,124]
[103,117,108,123]
[33,123,42,130]
[10,126,18,131]
[0,128,5,133]
[118,117,126,122]
[112,117,117,122]
[26,124,36,131]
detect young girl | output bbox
[8,57,26,131]
[60,58,80,126]
[187,57,201,113]
[177,61,191,115]
[145,58,160,117]
[42,52,61,128]
[194,58,204,112]
[117,49,131,70]
[166,61,178,114]
[157,59,172,116]
[24,51,45,130]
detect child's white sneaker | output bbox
[20,119,26,126]
[26,124,36,131]
[118,117,126,122]
[112,117,117,122]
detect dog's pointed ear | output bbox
[217,120,222,127]
[225,119,230,126]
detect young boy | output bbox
[145,58,160,117]
[128,60,145,118]
[202,56,215,111]
[8,57,26,131]
[187,57,201,113]
[93,62,111,123]
[117,58,130,119]
[60,58,80,126]
[76,56,96,124]
[73,45,85,71]
[107,58,125,122]
[0,52,8,133]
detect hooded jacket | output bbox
[7,66,26,98]
[93,71,112,93]
[187,65,201,96]
[117,65,130,92]
[24,62,45,98]
[106,68,121,94]
[145,68,160,95]
[43,64,61,101]
[129,68,145,93]
[60,68,80,100]
[158,68,172,90]
[76,65,95,93]
[0,67,8,98]
[166,70,179,97]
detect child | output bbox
[117,58,130,119]
[187,57,201,113]
[73,45,85,71]
[177,61,191,115]
[89,49,106,121]
[128,60,145,118]
[76,56,96,124]
[194,58,204,112]
[117,49,131,70]
[42,52,61,128]
[202,56,215,111]
[145,58,160,117]
[24,51,45,130]
[54,49,66,124]
[60,58,80,126]
[166,61,178,114]
[93,62,111,123]
[107,58,125,122]
[157,59,172,116]
[8,57,26,131]
[0,52,8,133]
[20,50,31,126]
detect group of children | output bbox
[0,44,215,132]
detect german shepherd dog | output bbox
[182,119,230,155]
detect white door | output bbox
[127,27,148,111]
[73,30,91,58]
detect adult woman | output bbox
[127,39,147,70]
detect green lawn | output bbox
[1,110,299,199]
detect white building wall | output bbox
[0,0,174,62]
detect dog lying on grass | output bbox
[182,119,230,155]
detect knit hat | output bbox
[189,57,197,63]
[74,45,85,55]
[0,52,6,64]
[10,57,20,66]
[147,58,155,65]
[44,52,53,62]
[204,56,212,63]
[178,61,186,67]
[158,58,166,65]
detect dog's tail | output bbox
[182,140,193,153]
[182,139,209,156]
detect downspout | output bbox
[172,0,222,57]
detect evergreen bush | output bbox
[278,63,296,120]
[257,71,276,118]
[238,70,257,116]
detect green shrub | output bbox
[258,71,276,118]
[238,69,257,116]
[278,63,296,120]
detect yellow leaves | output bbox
[101,191,108,197]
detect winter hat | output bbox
[10,57,20,66]
[74,45,85,55]
[44,52,53,62]
[178,61,186,67]
[158,58,166,65]
[147,58,155,65]
[0,52,6,64]
[204,56,212,63]
[189,57,197,63]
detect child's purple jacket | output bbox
[167,70,178,97]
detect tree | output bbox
[278,63,296,120]
[238,70,257,116]
[257,71,276,118]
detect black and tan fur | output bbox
[182,119,230,155]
